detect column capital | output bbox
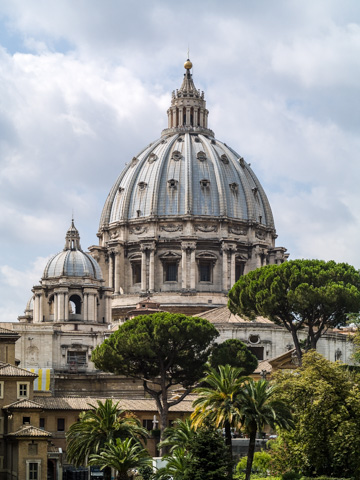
[140,241,156,252]
[181,241,196,251]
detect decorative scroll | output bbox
[255,230,266,240]
[194,224,218,233]
[129,225,148,235]
[160,224,183,233]
[228,226,247,236]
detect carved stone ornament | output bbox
[129,225,148,235]
[229,182,238,193]
[172,150,182,161]
[118,186,124,193]
[138,181,147,190]
[181,241,196,251]
[197,151,207,161]
[148,153,158,164]
[220,154,229,164]
[200,179,210,188]
[110,230,119,239]
[239,157,245,168]
[194,224,218,233]
[140,242,156,252]
[160,224,183,233]
[130,156,139,167]
[228,225,247,235]
[255,230,266,240]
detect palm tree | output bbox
[89,437,152,480]
[237,379,293,480]
[158,418,196,454]
[66,399,148,479]
[191,365,247,477]
[154,447,191,480]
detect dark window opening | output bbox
[57,418,65,432]
[199,262,212,282]
[29,462,39,479]
[235,263,244,281]
[248,346,264,361]
[165,262,178,282]
[143,419,154,431]
[23,416,30,424]
[132,263,141,284]
[39,418,45,430]
[67,351,87,365]
[69,295,81,314]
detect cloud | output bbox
[0,0,359,322]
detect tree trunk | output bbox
[224,420,233,479]
[290,325,303,366]
[245,428,257,480]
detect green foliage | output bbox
[138,465,154,480]
[235,450,271,477]
[158,418,196,454]
[89,437,151,480]
[209,339,258,374]
[92,312,218,387]
[271,351,360,478]
[92,312,218,441]
[182,425,231,480]
[228,259,360,362]
[192,364,247,466]
[66,399,148,469]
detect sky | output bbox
[0,0,360,322]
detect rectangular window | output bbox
[235,263,244,281]
[17,382,29,399]
[165,262,177,282]
[67,351,87,365]
[39,418,45,430]
[23,416,31,425]
[0,381,3,399]
[57,418,65,431]
[132,263,141,284]
[142,419,154,431]
[199,262,211,282]
[27,461,40,480]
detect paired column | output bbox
[221,242,237,291]
[140,242,156,293]
[181,242,197,290]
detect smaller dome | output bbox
[43,220,103,280]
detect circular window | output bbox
[248,334,260,345]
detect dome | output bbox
[100,134,274,227]
[100,61,274,230]
[44,220,103,280]
[92,59,287,319]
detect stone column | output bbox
[200,109,204,127]
[179,107,184,126]
[114,251,120,294]
[34,294,40,323]
[108,252,114,288]
[194,108,198,127]
[54,294,58,321]
[84,293,88,321]
[172,108,177,128]
[186,107,191,125]
[181,244,187,289]
[141,249,147,292]
[64,292,69,321]
[221,244,229,291]
[230,248,236,288]
[190,245,196,290]
[149,248,155,292]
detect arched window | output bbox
[69,295,81,314]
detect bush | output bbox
[235,451,272,478]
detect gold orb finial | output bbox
[184,59,192,70]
